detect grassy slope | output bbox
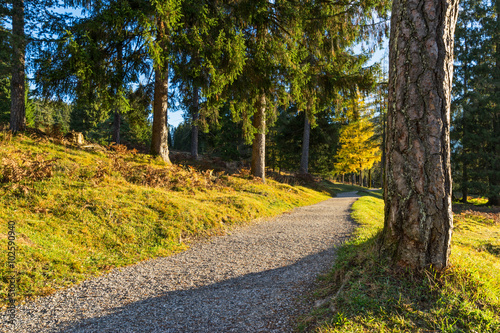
[302,191,500,332]
[0,132,332,307]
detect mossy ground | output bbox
[301,190,500,332]
[0,131,332,308]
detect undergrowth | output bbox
[0,132,332,308]
[300,191,500,332]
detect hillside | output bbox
[0,130,331,307]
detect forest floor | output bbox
[302,190,500,332]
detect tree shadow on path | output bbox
[45,245,352,333]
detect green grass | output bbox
[317,180,368,196]
[0,132,335,308]
[300,190,500,332]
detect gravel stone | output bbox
[1,192,359,333]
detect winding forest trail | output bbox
[5,192,359,333]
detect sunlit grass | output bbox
[0,133,331,307]
[300,190,500,332]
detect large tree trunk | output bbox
[191,86,199,159]
[251,94,266,181]
[10,0,25,132]
[380,0,458,270]
[299,114,311,174]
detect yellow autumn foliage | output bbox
[334,116,381,174]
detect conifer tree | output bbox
[452,0,500,205]
[228,0,288,181]
[171,0,245,159]
[0,11,10,124]
[291,0,389,175]
[36,0,150,141]
[6,0,68,132]
[149,0,182,162]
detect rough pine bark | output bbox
[251,94,266,181]
[380,0,459,270]
[191,86,199,159]
[299,115,311,174]
[10,0,25,132]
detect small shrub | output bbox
[0,152,58,184]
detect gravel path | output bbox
[2,192,359,333]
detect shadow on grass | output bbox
[356,189,383,200]
[300,202,500,333]
[263,173,369,198]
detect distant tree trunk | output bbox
[342,174,344,184]
[368,169,372,188]
[251,93,266,181]
[112,41,123,145]
[151,19,170,163]
[112,110,121,144]
[461,162,468,203]
[380,0,458,270]
[461,38,469,204]
[10,0,26,132]
[191,86,199,159]
[489,122,500,204]
[151,66,170,163]
[299,114,310,174]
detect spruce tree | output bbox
[452,0,500,205]
[291,0,389,175]
[171,0,245,159]
[0,10,10,124]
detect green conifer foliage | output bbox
[171,0,245,159]
[452,0,500,204]
[0,15,10,125]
